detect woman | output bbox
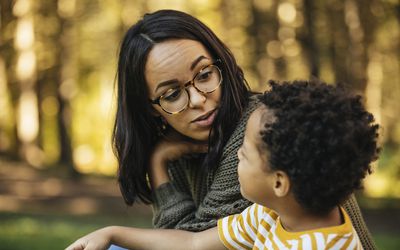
[112,9,374,248]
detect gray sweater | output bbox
[152,95,376,249]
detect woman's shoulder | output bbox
[241,92,262,123]
[232,93,263,132]
[247,92,262,107]
[220,93,262,156]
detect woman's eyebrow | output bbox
[190,55,209,70]
[154,55,210,93]
[155,79,179,93]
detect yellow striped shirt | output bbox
[218,204,362,250]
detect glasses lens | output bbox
[194,65,222,93]
[157,64,222,114]
[160,87,189,113]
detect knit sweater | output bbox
[151,94,377,250]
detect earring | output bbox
[157,117,168,136]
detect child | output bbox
[66,80,379,250]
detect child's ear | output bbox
[272,171,290,197]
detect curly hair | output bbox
[258,79,380,215]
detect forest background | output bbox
[0,0,399,249]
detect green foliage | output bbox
[374,234,400,250]
[0,212,399,250]
[0,212,152,250]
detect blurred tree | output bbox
[0,0,20,158]
[56,0,77,176]
[325,0,371,93]
[11,0,41,166]
[326,1,352,88]
[300,0,320,77]
[248,0,280,87]
[35,0,78,176]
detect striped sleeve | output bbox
[217,204,262,250]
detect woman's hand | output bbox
[65,227,113,250]
[150,129,208,189]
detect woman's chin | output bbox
[187,129,211,142]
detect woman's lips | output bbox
[192,109,217,127]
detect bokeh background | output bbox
[0,0,399,249]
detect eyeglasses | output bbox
[150,62,223,114]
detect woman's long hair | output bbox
[114,9,250,205]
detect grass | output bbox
[374,234,400,250]
[1,212,399,250]
[0,212,152,250]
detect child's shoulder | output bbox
[245,203,279,225]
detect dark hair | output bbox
[113,10,250,205]
[258,80,380,214]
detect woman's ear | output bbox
[154,113,168,136]
[150,105,161,117]
[272,171,290,197]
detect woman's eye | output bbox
[163,88,182,102]
[196,70,212,82]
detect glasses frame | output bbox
[150,60,223,115]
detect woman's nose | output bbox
[187,86,206,108]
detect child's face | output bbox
[237,106,276,206]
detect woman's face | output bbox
[145,39,221,141]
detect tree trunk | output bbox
[56,0,79,177]
[12,0,41,165]
[326,0,353,87]
[0,0,20,158]
[301,0,319,78]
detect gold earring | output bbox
[158,117,167,136]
